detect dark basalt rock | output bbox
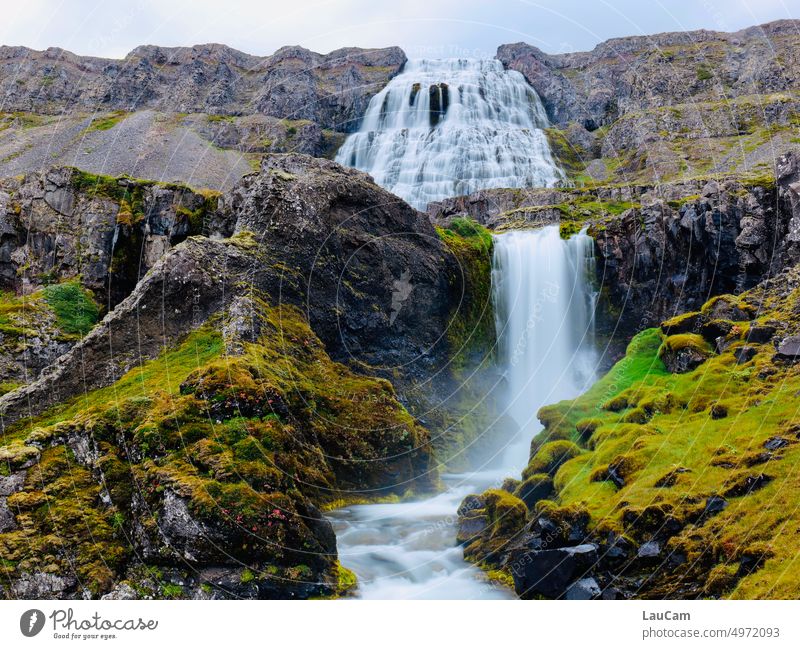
[747,324,776,343]
[734,346,757,364]
[702,496,729,520]
[509,543,599,599]
[724,473,773,497]
[661,345,710,374]
[637,540,662,560]
[764,436,792,451]
[588,152,800,333]
[0,154,460,427]
[565,577,601,600]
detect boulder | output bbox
[565,577,601,600]
[747,324,776,343]
[509,543,598,599]
[774,335,800,362]
[734,346,757,364]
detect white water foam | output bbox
[335,58,561,210]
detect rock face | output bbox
[0,44,405,131]
[426,151,800,340]
[499,20,800,130]
[498,20,800,185]
[0,154,464,600]
[0,153,458,427]
[592,153,800,331]
[0,167,220,304]
[0,44,405,187]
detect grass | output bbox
[42,281,100,336]
[1,302,434,597]
[84,111,128,132]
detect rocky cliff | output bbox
[0,44,405,188]
[458,262,800,599]
[428,151,800,346]
[498,20,800,185]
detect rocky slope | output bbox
[0,44,404,187]
[458,263,800,599]
[498,20,800,185]
[0,153,496,599]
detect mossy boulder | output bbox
[660,311,705,335]
[659,333,713,373]
[523,440,583,478]
[514,473,554,510]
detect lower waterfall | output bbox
[329,225,598,598]
[492,225,598,472]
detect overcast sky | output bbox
[1,0,796,60]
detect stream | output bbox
[328,226,598,599]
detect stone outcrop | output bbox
[591,151,800,331]
[499,20,800,131]
[0,153,458,428]
[0,153,466,600]
[0,167,221,304]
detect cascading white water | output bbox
[335,58,561,210]
[492,225,598,471]
[329,59,597,600]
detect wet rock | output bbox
[764,436,792,451]
[734,346,757,364]
[701,319,734,341]
[509,543,598,599]
[565,577,601,600]
[637,540,662,559]
[702,496,729,520]
[601,532,634,563]
[724,473,773,497]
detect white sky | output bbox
[0,0,797,59]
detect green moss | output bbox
[42,281,100,336]
[659,333,712,355]
[436,218,494,363]
[84,111,128,132]
[473,276,800,598]
[523,440,583,478]
[696,65,713,81]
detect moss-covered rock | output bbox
[0,300,433,599]
[659,333,713,373]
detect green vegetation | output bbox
[468,271,800,597]
[42,281,100,336]
[435,217,494,366]
[1,301,430,597]
[432,218,504,469]
[84,111,128,132]
[696,65,713,81]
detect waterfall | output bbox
[492,225,598,471]
[335,58,561,210]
